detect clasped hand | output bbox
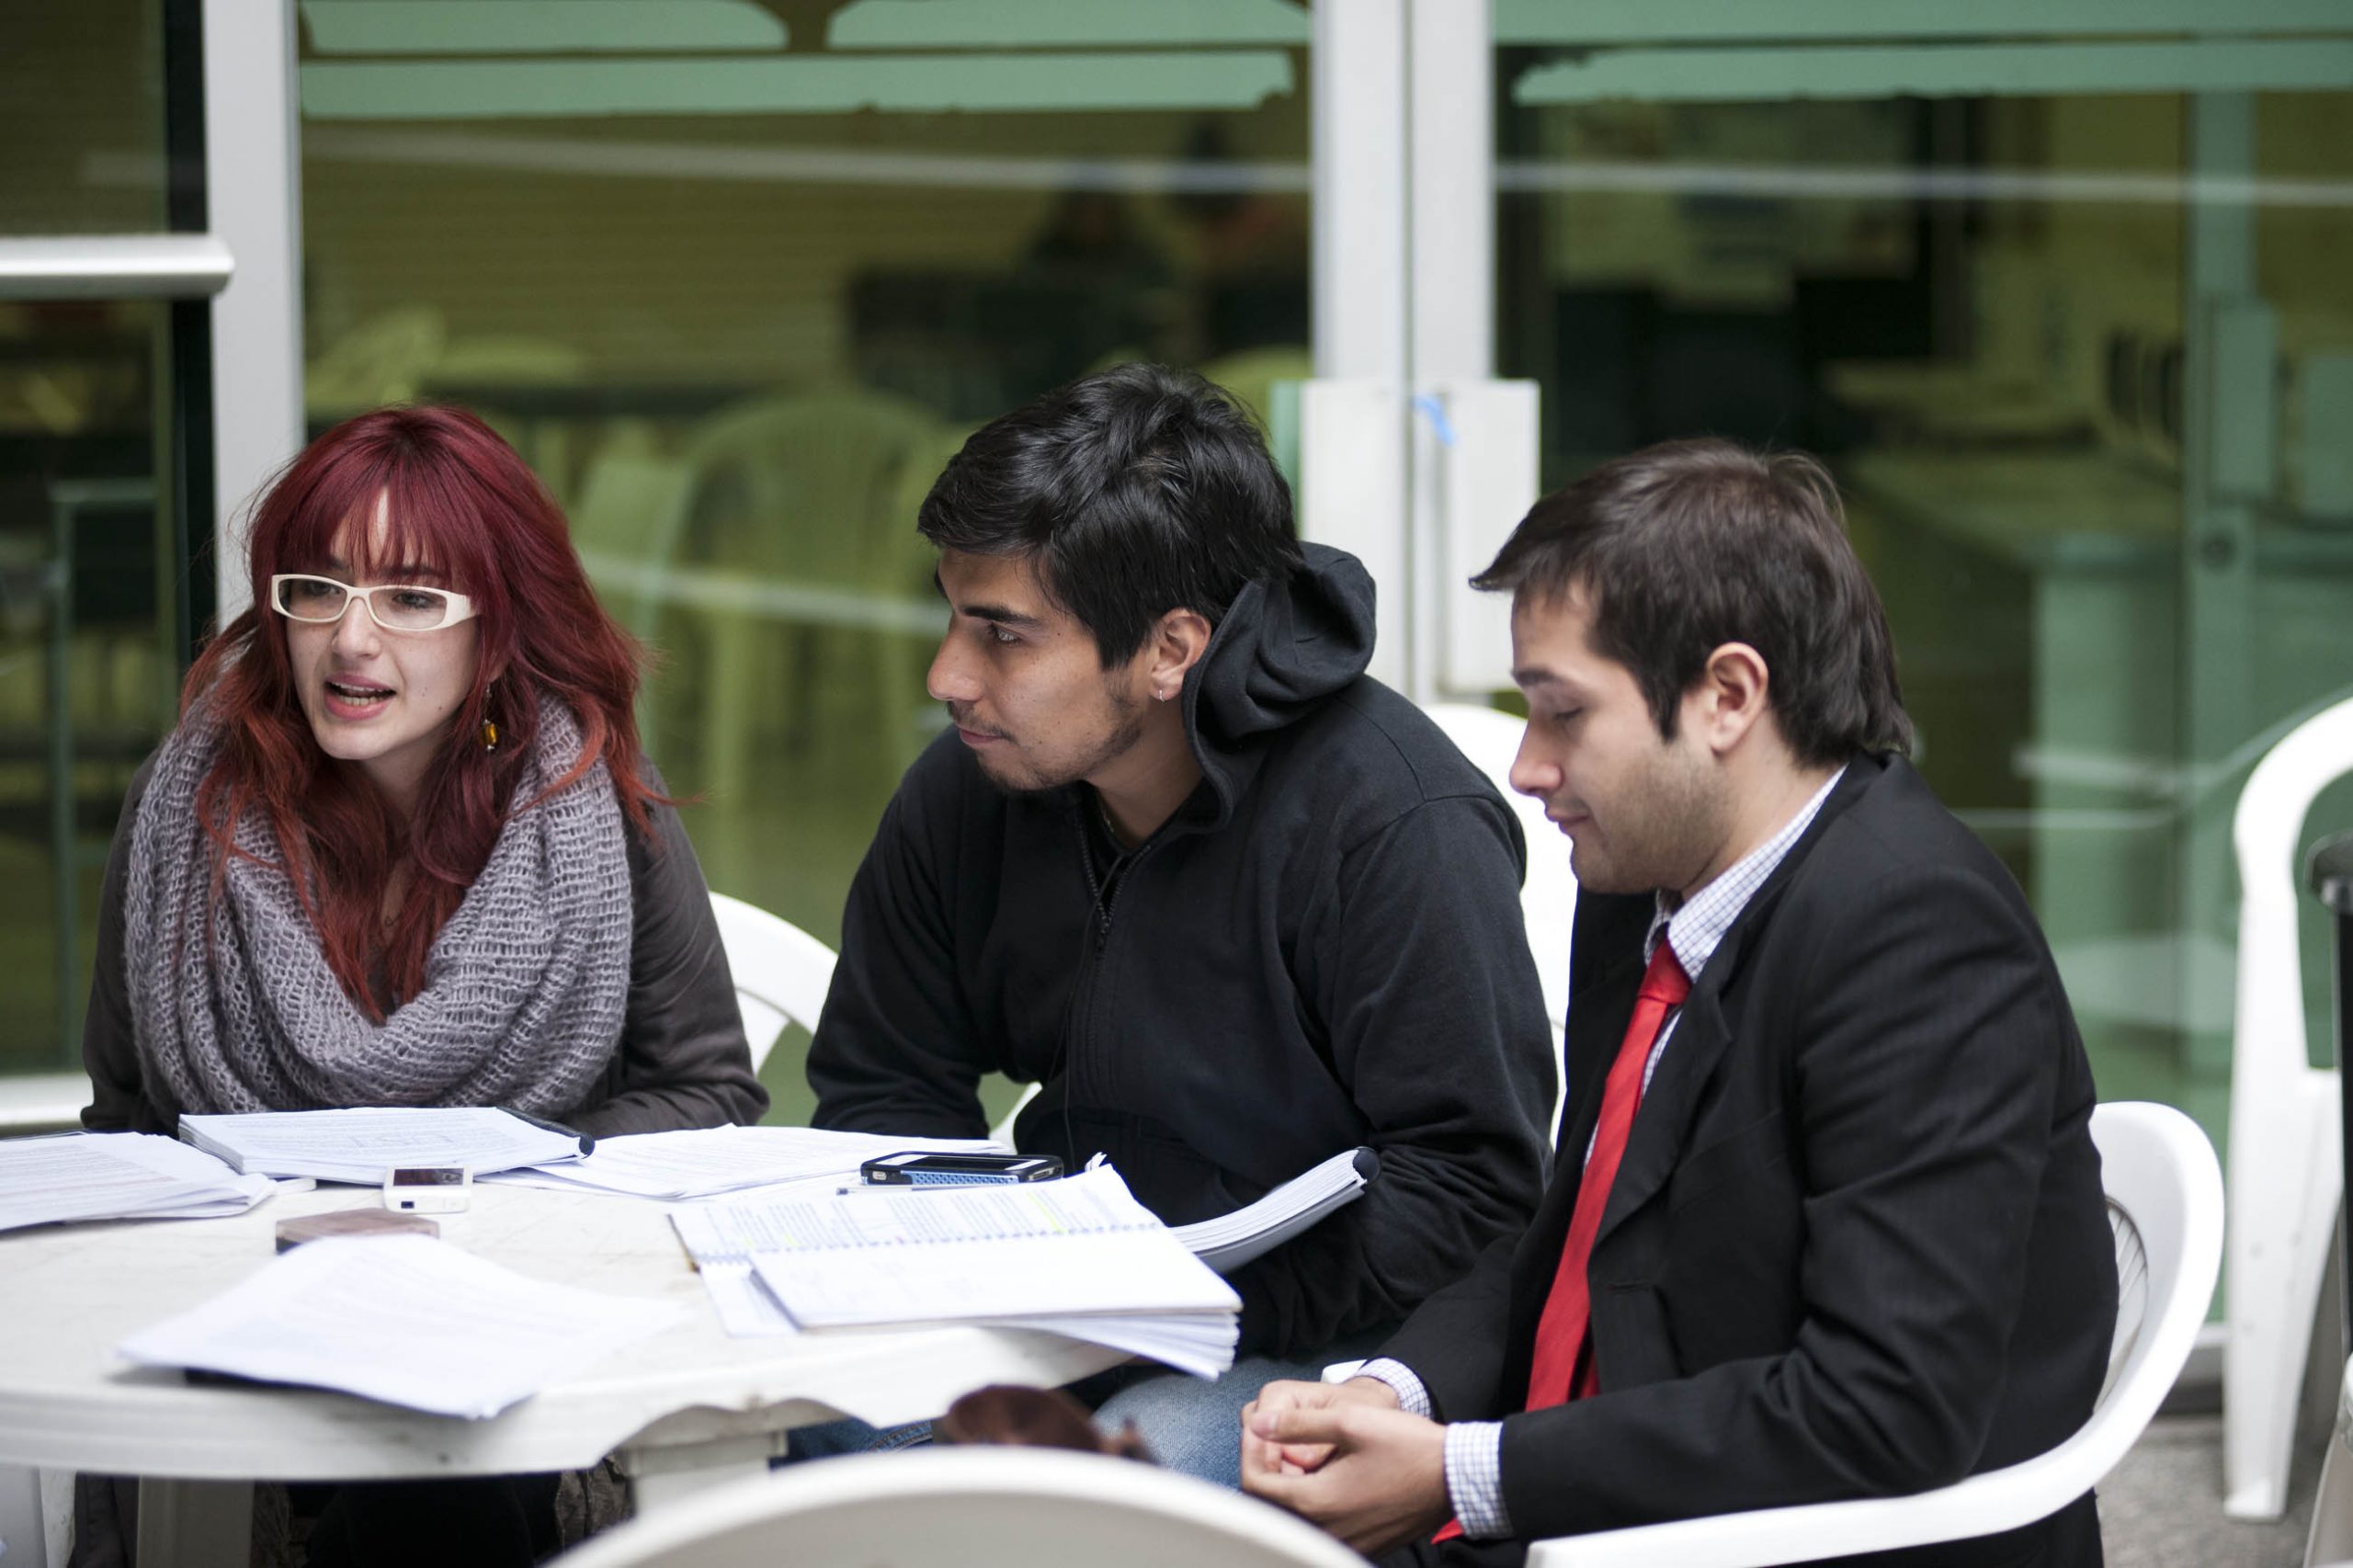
[1240,1376,1452,1557]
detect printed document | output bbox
[1170,1147,1374,1273]
[0,1132,279,1232]
[117,1233,680,1418]
[178,1107,588,1183]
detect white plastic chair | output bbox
[708,891,837,1074]
[549,1446,1366,1568]
[1520,1100,2222,1566]
[1423,702,1579,1131]
[2223,696,2353,1519]
[987,1081,1040,1146]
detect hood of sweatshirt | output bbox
[1180,541,1376,828]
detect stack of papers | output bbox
[1171,1148,1375,1273]
[483,1125,1008,1202]
[177,1107,590,1184]
[0,1133,283,1232]
[117,1233,681,1418]
[673,1167,1240,1378]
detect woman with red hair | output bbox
[73,405,768,1565]
[81,403,766,1139]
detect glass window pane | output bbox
[300,1,1313,1121]
[1493,29,2353,1165]
[0,1,171,234]
[0,299,183,1074]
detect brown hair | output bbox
[1473,437,1912,767]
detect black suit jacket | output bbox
[1381,755,2114,1568]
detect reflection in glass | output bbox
[0,0,169,235]
[1495,52,2353,1150]
[298,6,1312,1119]
[0,299,180,1072]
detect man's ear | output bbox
[1146,608,1213,700]
[1688,642,1770,756]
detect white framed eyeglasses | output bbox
[268,574,478,633]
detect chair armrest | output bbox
[1525,1460,2083,1568]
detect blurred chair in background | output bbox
[1196,346,1310,435]
[570,392,947,812]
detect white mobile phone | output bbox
[382,1165,472,1213]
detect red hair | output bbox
[184,404,660,1017]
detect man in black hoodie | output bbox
[808,363,1556,1483]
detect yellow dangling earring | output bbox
[479,716,499,752]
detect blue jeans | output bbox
[780,1328,1393,1488]
[1085,1330,1392,1488]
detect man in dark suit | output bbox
[1241,439,2115,1567]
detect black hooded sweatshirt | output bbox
[809,544,1556,1356]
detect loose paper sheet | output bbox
[117,1233,682,1419]
[0,1133,276,1232]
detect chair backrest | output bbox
[2028,1101,2222,1508]
[708,892,838,1074]
[2232,694,2353,1102]
[1421,703,1578,1121]
[1525,1101,2222,1567]
[1855,1102,2220,1528]
[551,1448,1368,1568]
[678,390,942,585]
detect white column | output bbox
[1305,0,1411,689]
[203,0,305,622]
[1406,0,1501,700]
[1312,0,1407,384]
[1405,0,1492,385]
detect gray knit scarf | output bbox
[124,698,633,1120]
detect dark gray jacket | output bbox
[809,544,1556,1355]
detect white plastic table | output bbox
[0,1180,1126,1568]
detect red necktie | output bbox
[1434,940,1689,1543]
[1526,938,1690,1407]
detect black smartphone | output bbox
[859,1152,1065,1187]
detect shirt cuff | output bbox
[1444,1421,1513,1539]
[1351,1358,1431,1418]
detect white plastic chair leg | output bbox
[0,1466,76,1568]
[0,1463,43,1568]
[2222,1077,2339,1518]
[2309,1372,2353,1568]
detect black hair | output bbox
[1472,437,1913,766]
[916,362,1303,665]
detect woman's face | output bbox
[281,504,483,818]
